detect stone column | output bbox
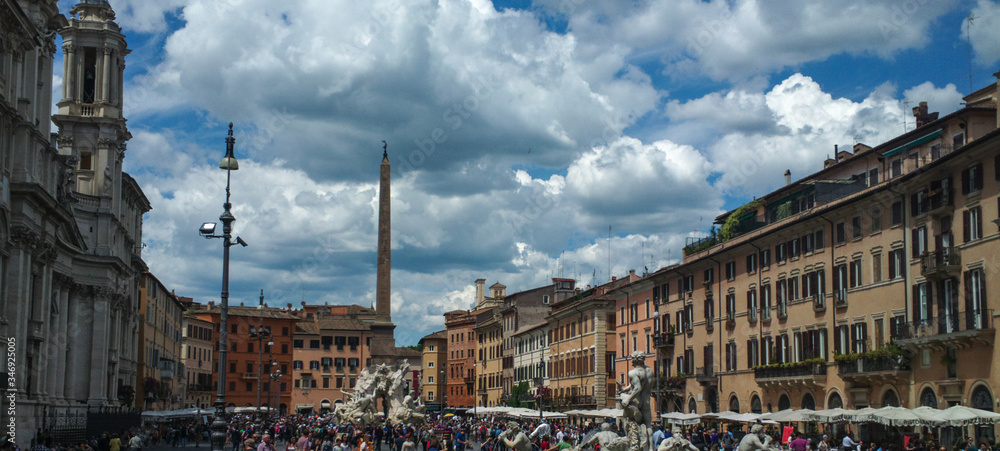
[89,293,110,405]
[61,45,72,101]
[100,45,111,104]
[55,286,70,401]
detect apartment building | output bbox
[137,273,186,411]
[445,280,505,409]
[545,271,639,411]
[475,308,504,407]
[191,304,297,414]
[641,72,1000,438]
[182,314,215,408]
[499,278,575,396]
[419,331,448,411]
[510,322,550,407]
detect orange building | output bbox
[192,304,298,414]
[289,304,375,414]
[444,309,478,409]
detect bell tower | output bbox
[52,0,130,202]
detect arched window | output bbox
[730,395,741,413]
[801,393,816,410]
[828,392,843,409]
[882,389,899,407]
[689,397,698,414]
[971,385,993,411]
[920,387,938,408]
[751,394,762,414]
[778,394,791,411]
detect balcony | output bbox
[754,362,826,388]
[837,355,910,383]
[322,366,331,374]
[696,366,717,385]
[659,376,687,393]
[777,302,788,319]
[811,293,825,311]
[546,395,596,409]
[920,250,961,279]
[894,309,993,350]
[464,376,475,385]
[242,372,258,380]
[653,333,675,349]
[834,289,848,308]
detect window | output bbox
[963,207,982,242]
[725,293,736,319]
[543,295,549,304]
[965,269,987,329]
[704,268,714,285]
[80,152,93,170]
[229,362,236,373]
[912,226,927,258]
[852,216,863,239]
[871,208,882,234]
[293,360,303,370]
[962,163,983,194]
[802,233,814,254]
[247,342,253,353]
[888,249,905,279]
[872,254,882,283]
[789,238,800,258]
[725,342,737,372]
[684,275,694,293]
[725,261,736,280]
[835,222,846,244]
[230,342,237,352]
[776,243,787,263]
[428,376,434,383]
[815,229,824,249]
[912,283,931,324]
[851,322,868,353]
[891,201,903,226]
[849,259,862,288]
[281,344,288,353]
[428,391,434,401]
[282,327,289,336]
[704,299,714,329]
[869,168,879,185]
[293,340,303,349]
[891,159,902,177]
[747,339,759,368]
[760,284,772,320]
[953,132,965,149]
[747,289,758,321]
[776,279,787,317]
[309,340,320,349]
[760,249,771,268]
[231,324,238,334]
[746,253,757,274]
[833,264,848,304]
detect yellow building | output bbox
[137,272,186,411]
[419,331,448,411]
[182,313,215,408]
[634,74,999,446]
[475,308,504,407]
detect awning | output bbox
[883,129,942,157]
[320,401,331,408]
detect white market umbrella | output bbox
[662,412,701,425]
[860,406,944,427]
[763,409,815,423]
[933,405,1000,426]
[805,408,853,423]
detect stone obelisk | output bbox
[370,141,397,364]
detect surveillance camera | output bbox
[236,236,248,247]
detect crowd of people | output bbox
[6,412,994,451]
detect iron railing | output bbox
[754,363,825,379]
[920,249,961,277]
[895,309,993,339]
[837,355,909,375]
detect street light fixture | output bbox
[535,360,545,422]
[250,290,271,431]
[206,123,247,451]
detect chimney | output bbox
[475,279,486,307]
[784,169,791,186]
[286,303,292,309]
[629,269,636,277]
[912,101,939,128]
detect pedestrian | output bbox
[127,434,142,451]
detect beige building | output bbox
[419,331,448,412]
[475,304,504,407]
[137,273,185,411]
[546,272,639,411]
[510,322,549,407]
[638,73,999,445]
[182,313,215,408]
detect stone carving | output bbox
[333,360,425,427]
[10,225,42,249]
[620,351,655,451]
[498,421,531,451]
[656,427,700,451]
[736,424,772,451]
[577,423,629,451]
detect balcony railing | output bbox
[920,250,961,278]
[754,363,825,380]
[242,372,258,380]
[653,333,675,348]
[187,384,214,392]
[834,289,847,307]
[837,355,909,375]
[696,366,716,383]
[464,376,475,384]
[777,301,788,318]
[895,309,993,340]
[812,293,825,310]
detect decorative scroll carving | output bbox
[10,225,42,249]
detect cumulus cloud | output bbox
[535,0,958,81]
[963,0,1000,66]
[903,82,965,116]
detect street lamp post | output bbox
[472,362,477,418]
[268,362,281,419]
[652,310,661,422]
[205,123,247,451]
[536,360,544,421]
[250,290,272,431]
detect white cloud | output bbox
[964,0,1000,66]
[903,82,965,116]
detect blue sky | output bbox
[53,0,1000,345]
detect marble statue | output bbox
[333,360,426,427]
[657,427,700,451]
[737,424,772,451]
[576,423,629,451]
[498,421,531,451]
[620,351,655,451]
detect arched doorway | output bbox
[919,388,937,408]
[706,388,719,413]
[971,385,995,446]
[828,392,843,409]
[882,389,900,407]
[778,394,791,411]
[801,393,816,410]
[750,394,762,414]
[729,395,740,413]
[689,397,698,414]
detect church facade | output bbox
[1,0,150,444]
